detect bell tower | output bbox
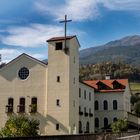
[46,35,80,135]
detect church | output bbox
[0,35,131,135]
[0,36,95,135]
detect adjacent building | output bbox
[84,79,131,131]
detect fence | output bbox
[117,134,140,140]
[0,131,139,140]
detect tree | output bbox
[111,118,128,133]
[134,101,140,117]
[0,116,39,137]
[130,95,139,105]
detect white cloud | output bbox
[0,49,22,63]
[35,0,140,22]
[1,24,64,47]
[35,0,100,21]
[98,0,140,11]
[1,23,85,48]
[0,48,46,63]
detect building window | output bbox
[113,100,117,110]
[6,98,14,113]
[95,100,99,110]
[89,108,93,117]
[79,121,82,133]
[73,100,75,107]
[79,88,81,98]
[103,100,108,110]
[29,97,37,113]
[95,118,99,128]
[74,56,75,63]
[18,67,29,80]
[89,92,91,101]
[17,97,25,113]
[84,107,88,117]
[56,99,60,106]
[84,90,86,99]
[55,42,63,50]
[86,121,90,133]
[104,118,108,127]
[79,106,83,115]
[73,77,75,84]
[57,76,60,82]
[113,117,117,122]
[56,124,59,130]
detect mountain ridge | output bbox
[80,35,140,65]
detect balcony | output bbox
[85,131,89,133]
[5,105,13,113]
[89,113,93,117]
[79,111,83,116]
[84,112,88,117]
[29,104,37,113]
[17,105,25,113]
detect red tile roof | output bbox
[47,36,76,42]
[83,79,128,93]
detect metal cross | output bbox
[60,15,72,48]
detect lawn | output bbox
[129,82,140,94]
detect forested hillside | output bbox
[79,62,140,82]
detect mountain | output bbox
[80,35,140,65]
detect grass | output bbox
[130,82,140,94]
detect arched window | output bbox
[95,100,99,110]
[95,118,99,128]
[113,100,117,110]
[30,97,37,113]
[79,121,82,133]
[18,97,25,113]
[8,98,13,106]
[6,98,14,113]
[104,117,108,127]
[103,100,108,110]
[86,121,90,133]
[113,117,117,122]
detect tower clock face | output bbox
[18,67,29,80]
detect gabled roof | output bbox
[0,53,47,71]
[83,79,128,93]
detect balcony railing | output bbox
[5,105,13,113]
[84,131,89,133]
[79,111,83,116]
[89,113,93,117]
[85,112,88,117]
[29,104,37,113]
[17,105,25,113]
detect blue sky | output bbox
[0,0,140,62]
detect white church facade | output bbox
[0,36,95,135]
[0,35,131,135]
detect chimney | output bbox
[105,74,111,80]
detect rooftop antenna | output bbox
[60,15,72,54]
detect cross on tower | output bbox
[60,15,72,48]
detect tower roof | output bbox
[47,36,76,42]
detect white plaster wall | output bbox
[46,37,80,135]
[79,82,95,133]
[0,54,47,135]
[94,92,128,129]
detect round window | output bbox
[18,67,29,80]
